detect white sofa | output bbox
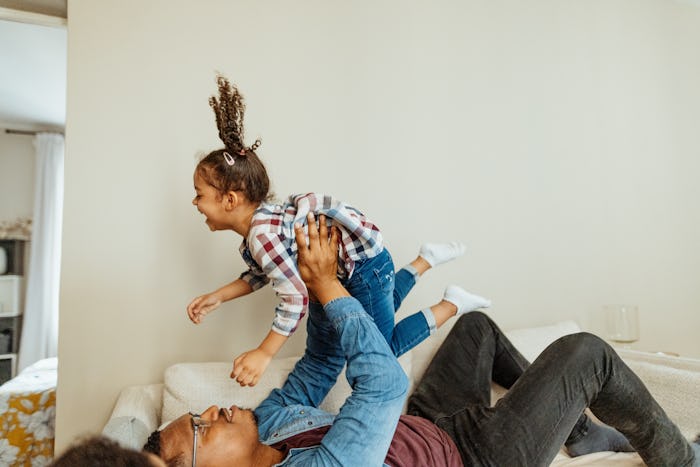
[103,319,700,466]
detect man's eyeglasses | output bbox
[189,412,211,467]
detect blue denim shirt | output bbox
[254,296,409,466]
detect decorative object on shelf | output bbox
[0,246,6,274]
[604,304,640,348]
[0,217,32,240]
[0,329,11,354]
[0,240,26,385]
[0,239,26,276]
[0,315,22,353]
[0,276,23,316]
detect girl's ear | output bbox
[223,191,239,210]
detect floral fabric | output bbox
[0,358,56,466]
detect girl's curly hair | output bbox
[196,75,271,203]
[50,435,157,467]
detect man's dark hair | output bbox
[143,429,185,467]
[49,435,155,466]
[143,430,161,457]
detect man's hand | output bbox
[295,213,349,305]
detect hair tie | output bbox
[223,151,235,166]
[238,148,246,156]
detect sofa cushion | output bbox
[102,384,162,449]
[102,416,150,451]
[162,358,298,426]
[408,318,581,384]
[161,319,577,426]
[617,349,700,439]
[161,355,412,426]
[505,320,582,362]
[108,317,700,467]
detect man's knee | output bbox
[454,310,491,330]
[551,332,610,359]
[449,312,496,343]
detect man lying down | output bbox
[144,216,700,467]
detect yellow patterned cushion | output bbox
[0,358,57,466]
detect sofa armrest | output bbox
[102,383,163,450]
[617,349,700,439]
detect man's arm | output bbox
[283,214,408,466]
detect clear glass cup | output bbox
[604,305,640,346]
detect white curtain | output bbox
[18,133,64,371]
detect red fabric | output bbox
[270,414,463,466]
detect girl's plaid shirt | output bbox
[238,193,383,336]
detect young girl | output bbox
[188,76,491,388]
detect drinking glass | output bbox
[604,305,639,347]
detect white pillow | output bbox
[505,320,581,362]
[408,318,581,384]
[161,353,413,425]
[102,416,150,450]
[161,357,299,426]
[102,384,162,449]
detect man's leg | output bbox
[408,312,529,421]
[408,311,534,465]
[408,313,631,464]
[412,319,694,466]
[554,334,693,466]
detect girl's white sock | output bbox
[419,242,466,267]
[443,285,491,315]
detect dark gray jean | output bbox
[407,312,695,467]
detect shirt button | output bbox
[299,410,305,414]
[307,421,313,425]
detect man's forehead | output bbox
[159,416,178,431]
[164,414,191,434]
[160,415,192,456]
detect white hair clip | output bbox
[223,151,235,166]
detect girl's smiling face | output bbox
[192,171,228,231]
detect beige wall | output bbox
[0,131,34,220]
[57,0,700,451]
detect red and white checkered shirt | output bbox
[239,193,384,336]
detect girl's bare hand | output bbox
[186,293,222,324]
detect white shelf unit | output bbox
[0,275,23,384]
[0,275,23,317]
